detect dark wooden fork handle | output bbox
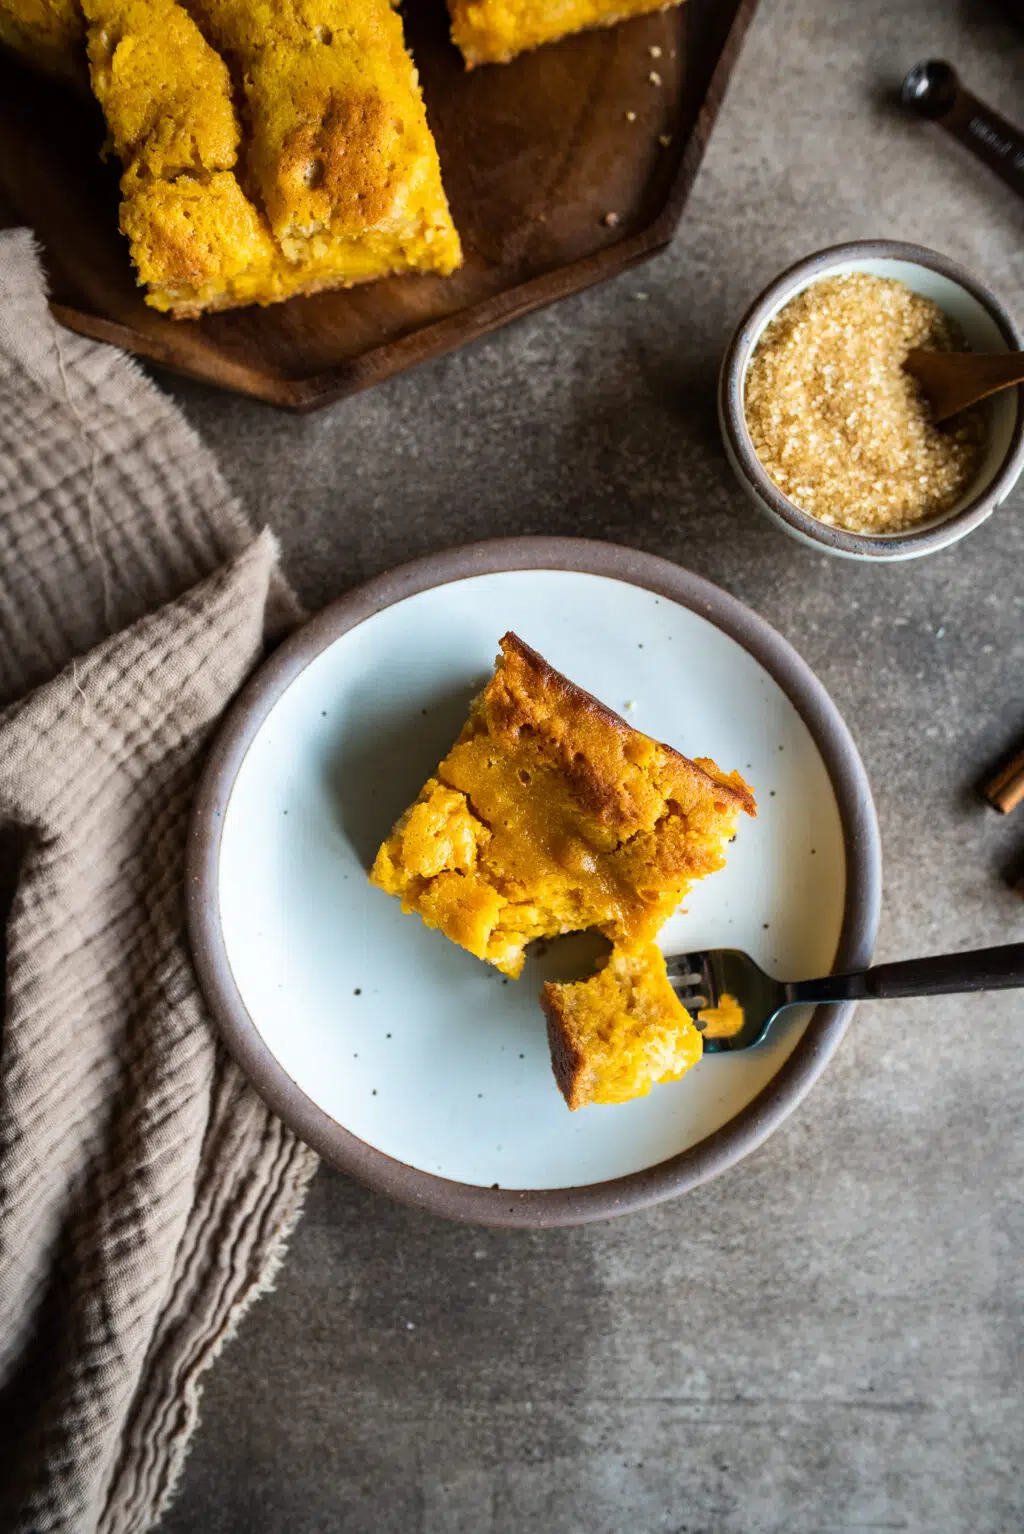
[790,943,1024,1005]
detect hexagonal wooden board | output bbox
[0,0,756,409]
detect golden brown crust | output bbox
[541,983,590,1111]
[275,89,395,231]
[497,633,757,823]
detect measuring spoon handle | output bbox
[903,59,1024,202]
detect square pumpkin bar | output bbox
[448,0,687,67]
[82,0,461,316]
[371,633,755,978]
[183,0,462,289]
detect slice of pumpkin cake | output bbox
[448,0,688,69]
[371,632,754,978]
[83,0,279,315]
[182,0,462,290]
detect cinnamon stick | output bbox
[983,747,1024,814]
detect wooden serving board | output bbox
[0,0,757,410]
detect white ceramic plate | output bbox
[188,539,880,1225]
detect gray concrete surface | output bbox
[160,1,1024,1529]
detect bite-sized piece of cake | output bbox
[543,942,703,1109]
[0,0,87,85]
[82,0,279,315]
[370,633,755,977]
[182,0,462,283]
[448,0,686,68]
[698,991,745,1040]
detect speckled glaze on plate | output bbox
[186,538,881,1227]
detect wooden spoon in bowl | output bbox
[905,348,1024,424]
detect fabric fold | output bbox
[0,228,318,1534]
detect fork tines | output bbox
[665,951,715,1017]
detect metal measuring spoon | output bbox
[902,59,1024,202]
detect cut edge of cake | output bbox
[542,941,703,1110]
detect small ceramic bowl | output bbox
[718,240,1024,561]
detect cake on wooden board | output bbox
[0,0,689,317]
[182,0,462,290]
[447,0,687,68]
[7,0,462,315]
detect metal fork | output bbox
[667,943,1024,1052]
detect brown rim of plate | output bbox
[185,536,882,1228]
[718,239,1024,559]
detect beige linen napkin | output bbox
[0,229,319,1533]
